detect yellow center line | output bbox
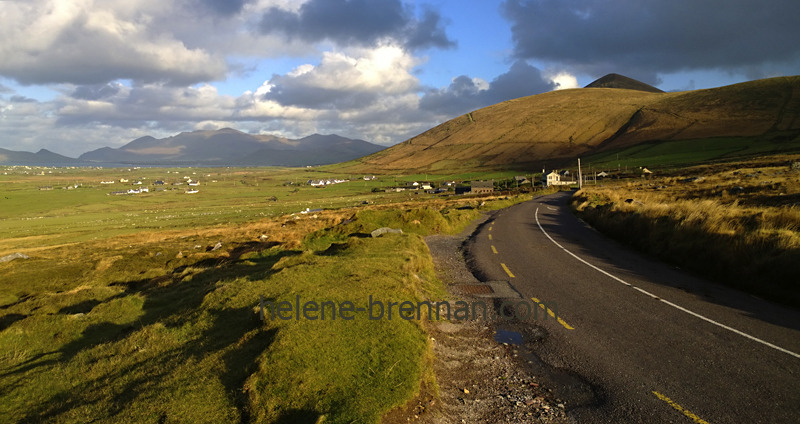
[500,263,515,278]
[489,226,493,231]
[652,391,710,424]
[531,297,575,330]
[488,234,492,241]
[491,245,498,254]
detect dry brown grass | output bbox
[573,155,800,306]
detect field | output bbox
[580,135,800,171]
[572,154,800,306]
[0,165,542,423]
[0,166,533,250]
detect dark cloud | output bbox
[405,7,456,50]
[199,0,251,16]
[71,83,122,100]
[420,61,555,115]
[419,76,485,115]
[502,0,800,83]
[10,95,37,103]
[263,74,380,110]
[259,0,455,50]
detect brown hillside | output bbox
[349,76,800,173]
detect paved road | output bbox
[466,191,800,423]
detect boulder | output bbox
[371,227,403,238]
[0,252,30,263]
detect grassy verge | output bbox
[0,190,534,423]
[571,156,800,307]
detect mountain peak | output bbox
[585,73,664,93]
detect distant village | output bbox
[304,170,613,195]
[12,164,638,199]
[98,171,209,195]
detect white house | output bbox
[546,171,573,187]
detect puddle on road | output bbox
[494,328,524,345]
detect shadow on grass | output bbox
[0,313,27,332]
[274,409,322,424]
[4,240,298,423]
[58,299,102,315]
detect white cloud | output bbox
[259,44,422,110]
[547,71,580,90]
[472,77,490,91]
[277,45,419,95]
[0,0,311,86]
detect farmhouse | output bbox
[470,180,494,194]
[308,178,349,187]
[546,171,573,186]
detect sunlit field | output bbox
[0,164,542,423]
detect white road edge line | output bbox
[535,206,800,360]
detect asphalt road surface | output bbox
[466,191,800,423]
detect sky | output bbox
[1,0,798,157]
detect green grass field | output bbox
[580,135,800,171]
[0,165,539,423]
[0,166,531,249]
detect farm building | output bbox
[546,171,573,187]
[470,180,494,194]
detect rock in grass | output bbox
[0,252,30,263]
[371,227,403,238]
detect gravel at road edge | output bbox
[385,211,569,423]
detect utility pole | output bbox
[578,158,583,189]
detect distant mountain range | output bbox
[0,129,385,166]
[0,148,80,166]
